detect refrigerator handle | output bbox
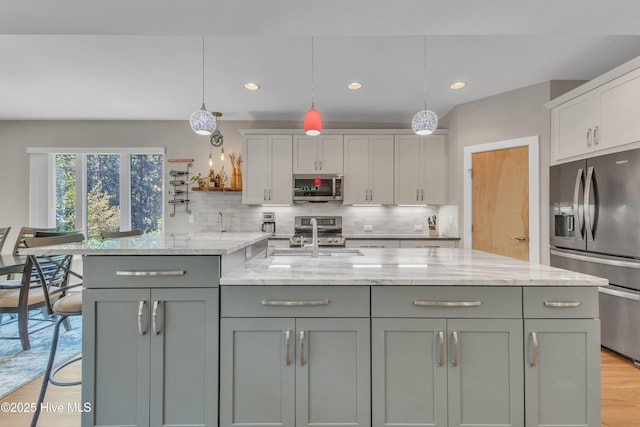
[584,166,595,241]
[573,168,584,238]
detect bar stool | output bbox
[30,292,82,427]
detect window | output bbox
[29,148,164,238]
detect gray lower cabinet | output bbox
[220,285,371,427]
[372,318,523,427]
[82,288,219,427]
[372,286,524,427]
[523,287,601,427]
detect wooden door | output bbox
[343,135,370,204]
[472,146,529,260]
[394,135,422,204]
[268,135,293,204]
[369,135,395,204]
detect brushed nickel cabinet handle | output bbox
[438,331,445,367]
[413,300,481,307]
[262,299,329,306]
[285,330,292,366]
[544,301,581,308]
[299,330,306,366]
[116,270,185,276]
[421,189,424,201]
[530,331,539,367]
[137,301,146,336]
[152,300,161,335]
[264,189,267,201]
[416,189,420,202]
[593,126,599,145]
[452,331,460,367]
[268,189,272,200]
[586,128,592,146]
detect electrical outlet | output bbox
[414,224,423,232]
[364,224,373,232]
[188,214,195,224]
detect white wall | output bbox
[439,80,584,264]
[0,119,413,252]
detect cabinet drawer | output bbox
[221,286,369,317]
[372,286,522,318]
[523,287,598,318]
[84,256,220,289]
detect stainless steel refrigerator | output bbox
[550,147,640,365]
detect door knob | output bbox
[513,236,527,242]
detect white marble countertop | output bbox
[219,247,608,287]
[18,232,269,256]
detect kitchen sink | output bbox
[267,247,364,257]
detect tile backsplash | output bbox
[192,192,458,236]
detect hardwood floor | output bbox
[0,348,638,426]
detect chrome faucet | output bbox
[305,217,319,258]
[217,211,223,233]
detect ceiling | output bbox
[2,0,640,124]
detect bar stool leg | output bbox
[30,314,65,427]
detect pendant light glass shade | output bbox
[191,103,215,135]
[303,37,322,136]
[190,36,214,136]
[411,109,438,135]
[304,107,322,136]
[412,35,438,136]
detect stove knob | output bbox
[292,236,300,243]
[303,237,309,243]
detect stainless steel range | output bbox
[290,216,345,247]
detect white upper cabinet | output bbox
[549,61,640,162]
[293,134,344,174]
[243,135,293,205]
[394,134,446,205]
[343,135,394,205]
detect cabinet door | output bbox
[343,135,370,204]
[269,135,293,204]
[220,318,296,427]
[296,318,371,427]
[82,289,151,427]
[394,135,422,204]
[369,135,395,204]
[524,319,600,427]
[552,94,596,161]
[243,135,270,204]
[293,135,319,173]
[318,135,344,174]
[421,135,446,204]
[598,68,640,151]
[149,288,218,427]
[372,318,447,427]
[447,319,524,427]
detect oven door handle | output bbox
[332,177,336,199]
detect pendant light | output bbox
[411,35,438,136]
[303,37,322,136]
[210,112,225,161]
[190,36,215,136]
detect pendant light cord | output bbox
[201,36,206,107]
[423,35,427,110]
[311,36,315,109]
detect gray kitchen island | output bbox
[23,234,606,427]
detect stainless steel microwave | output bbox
[293,174,343,202]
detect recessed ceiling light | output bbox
[450,81,467,90]
[244,82,260,91]
[348,82,363,90]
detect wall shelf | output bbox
[168,162,192,217]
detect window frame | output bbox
[28,147,165,235]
